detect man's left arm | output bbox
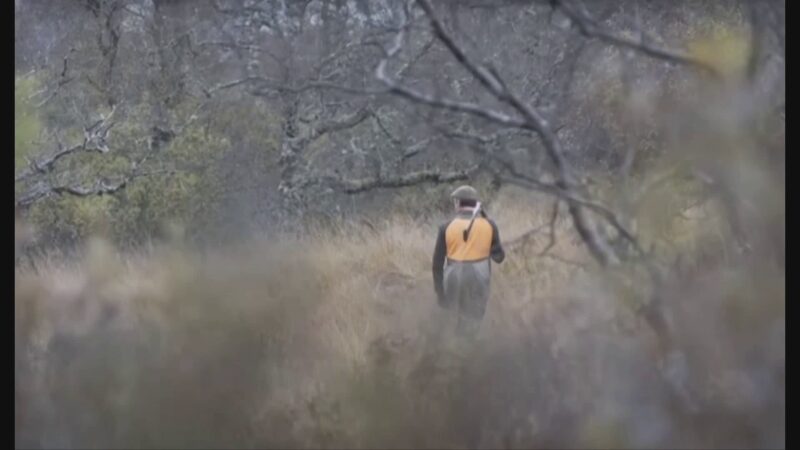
[489,219,505,263]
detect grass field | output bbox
[15,186,784,448]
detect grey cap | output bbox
[450,185,479,202]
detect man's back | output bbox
[431,185,505,335]
[444,216,495,262]
[432,211,505,318]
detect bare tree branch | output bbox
[380,83,528,128]
[414,0,575,186]
[416,0,508,98]
[500,175,643,256]
[446,0,547,9]
[371,109,403,146]
[309,107,372,143]
[15,105,118,183]
[542,252,587,267]
[16,139,178,210]
[398,137,432,162]
[373,9,528,129]
[553,0,720,77]
[395,36,436,79]
[205,76,387,97]
[505,223,550,250]
[437,123,640,263]
[337,165,479,194]
[410,0,624,266]
[12,103,185,210]
[17,167,179,209]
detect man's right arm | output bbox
[432,224,447,304]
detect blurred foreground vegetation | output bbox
[16,178,784,448]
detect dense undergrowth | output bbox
[15,182,784,448]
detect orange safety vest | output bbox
[444,216,494,262]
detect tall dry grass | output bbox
[16,178,784,448]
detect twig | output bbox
[505,223,550,250]
[539,199,560,255]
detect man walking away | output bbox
[432,185,505,338]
